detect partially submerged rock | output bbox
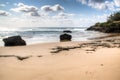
[3,35,26,46]
[63,30,72,33]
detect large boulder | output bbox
[3,36,26,46]
[60,33,72,41]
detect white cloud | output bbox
[41,5,53,12]
[77,0,87,4]
[0,15,74,27]
[1,2,111,28]
[73,14,109,27]
[88,0,106,10]
[11,3,64,17]
[11,3,38,13]
[114,0,120,7]
[27,12,40,17]
[89,1,115,10]
[6,2,9,4]
[11,3,40,17]
[53,12,74,19]
[0,10,11,16]
[77,0,116,11]
[89,0,104,3]
[104,1,115,11]
[0,4,6,7]
[5,3,75,27]
[41,4,64,12]
[51,4,65,11]
[0,13,109,28]
[0,10,74,27]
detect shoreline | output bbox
[0,33,119,47]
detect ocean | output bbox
[0,27,107,46]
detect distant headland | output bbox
[87,11,120,33]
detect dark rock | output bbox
[86,26,104,32]
[63,30,72,33]
[3,35,26,46]
[60,33,72,41]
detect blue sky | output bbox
[0,0,120,28]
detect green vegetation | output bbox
[87,11,120,33]
[108,12,120,22]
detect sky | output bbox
[0,0,120,28]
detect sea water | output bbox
[0,27,107,46]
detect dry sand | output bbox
[0,37,120,80]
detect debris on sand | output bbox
[0,55,32,61]
[51,38,120,54]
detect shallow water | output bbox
[0,27,107,46]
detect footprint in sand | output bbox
[100,64,104,66]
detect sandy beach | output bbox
[0,0,120,80]
[0,37,120,80]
